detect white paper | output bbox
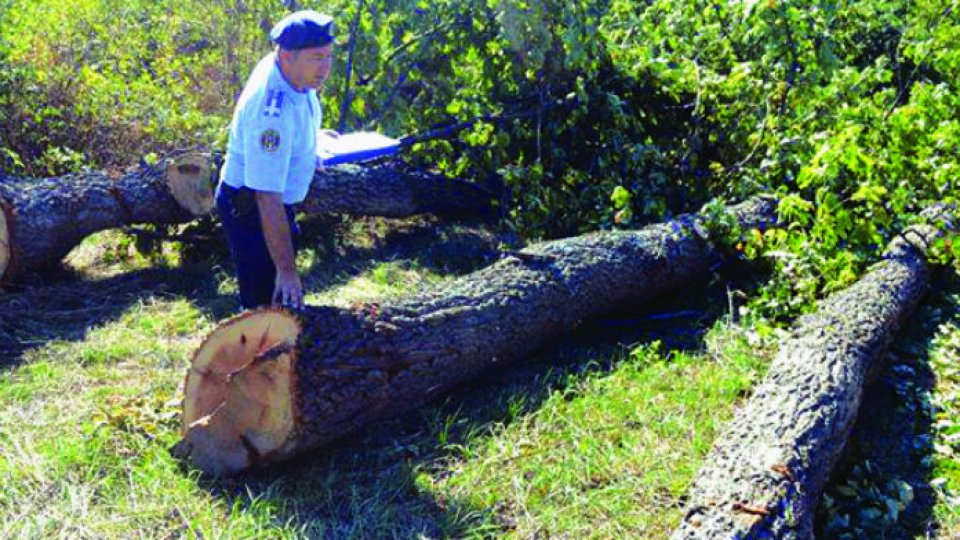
[316,131,400,163]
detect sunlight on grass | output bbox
[0,256,775,539]
[0,295,317,538]
[420,331,768,538]
[67,229,184,280]
[310,260,445,307]
[930,314,960,537]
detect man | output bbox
[216,10,336,310]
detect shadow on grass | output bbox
[0,262,236,364]
[0,217,503,368]
[297,215,505,294]
[193,266,755,538]
[815,271,960,539]
[0,212,764,536]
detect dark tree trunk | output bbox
[173,196,778,476]
[0,154,210,284]
[298,161,494,219]
[672,218,951,539]
[0,157,493,284]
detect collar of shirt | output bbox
[269,52,311,106]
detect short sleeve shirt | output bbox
[220,52,322,204]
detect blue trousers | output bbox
[216,184,300,310]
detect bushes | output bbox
[0,0,299,175]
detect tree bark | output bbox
[299,161,493,219]
[0,157,492,284]
[0,153,211,284]
[172,196,778,476]
[671,215,952,539]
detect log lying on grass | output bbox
[0,157,492,284]
[672,214,953,539]
[0,153,212,284]
[172,196,778,475]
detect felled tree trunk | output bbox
[0,153,212,284]
[0,157,492,285]
[671,215,952,539]
[172,196,778,475]
[300,161,494,219]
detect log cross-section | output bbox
[671,217,953,539]
[173,196,778,475]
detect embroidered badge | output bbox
[263,89,284,117]
[260,129,281,153]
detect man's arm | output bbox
[256,191,303,308]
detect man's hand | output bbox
[272,269,304,309]
[256,191,303,309]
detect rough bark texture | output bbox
[173,196,778,475]
[298,161,494,219]
[672,220,951,540]
[0,154,210,284]
[0,158,492,284]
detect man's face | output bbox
[284,44,333,91]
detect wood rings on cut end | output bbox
[165,153,213,217]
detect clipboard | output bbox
[316,131,401,166]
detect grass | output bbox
[0,217,957,538]
[929,288,960,537]
[417,338,767,538]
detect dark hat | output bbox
[270,10,334,50]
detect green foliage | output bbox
[0,0,302,174]
[1,0,959,316]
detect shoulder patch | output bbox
[263,89,284,117]
[260,129,281,153]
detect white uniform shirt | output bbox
[220,52,321,204]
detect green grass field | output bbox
[0,218,957,539]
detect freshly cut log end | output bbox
[174,309,301,476]
[0,202,10,283]
[165,153,213,217]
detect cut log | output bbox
[0,157,492,284]
[0,153,212,284]
[172,196,778,475]
[300,161,494,219]
[671,215,953,539]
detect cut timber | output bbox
[299,161,493,219]
[0,157,492,284]
[0,153,211,284]
[180,312,302,473]
[166,153,215,216]
[672,215,953,539]
[173,196,778,475]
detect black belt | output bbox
[219,184,257,218]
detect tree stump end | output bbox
[165,153,213,217]
[174,309,301,475]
